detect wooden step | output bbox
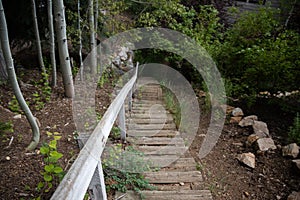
[128,113,173,119]
[144,171,203,184]
[138,146,188,155]
[127,137,185,146]
[126,118,174,124]
[127,123,176,130]
[116,190,213,200]
[127,130,179,137]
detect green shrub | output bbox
[103,144,154,196]
[217,7,300,104]
[37,132,64,196]
[288,113,300,144]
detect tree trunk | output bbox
[0,40,8,82]
[78,0,83,80]
[53,0,74,98]
[0,0,40,151]
[48,0,57,87]
[94,0,98,37]
[89,0,97,74]
[31,0,46,74]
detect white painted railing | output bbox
[51,64,139,200]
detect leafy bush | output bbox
[103,144,154,195]
[37,132,64,197]
[288,113,300,144]
[217,7,300,104]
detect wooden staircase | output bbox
[115,77,212,200]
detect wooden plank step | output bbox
[127,123,176,130]
[126,118,174,124]
[132,100,164,104]
[144,155,180,168]
[116,190,212,200]
[127,137,185,146]
[138,146,188,155]
[127,130,178,137]
[128,113,173,119]
[129,110,169,115]
[144,171,203,184]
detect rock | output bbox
[292,159,300,170]
[230,116,242,123]
[257,138,277,151]
[13,114,22,119]
[246,134,260,146]
[282,143,299,158]
[239,115,258,127]
[237,152,255,169]
[220,105,235,115]
[287,191,300,200]
[232,107,244,117]
[253,121,269,137]
[232,142,244,147]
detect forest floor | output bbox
[0,68,299,200]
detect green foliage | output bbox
[137,3,222,52]
[32,71,52,111]
[103,144,154,196]
[0,121,14,143]
[288,113,300,144]
[8,95,22,113]
[99,0,132,36]
[110,126,121,140]
[37,131,64,195]
[0,121,13,134]
[217,7,300,104]
[162,87,181,127]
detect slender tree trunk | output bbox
[0,0,40,151]
[0,40,8,82]
[89,0,97,74]
[53,0,74,98]
[94,0,98,37]
[78,0,83,80]
[284,0,297,28]
[48,0,57,87]
[31,0,46,74]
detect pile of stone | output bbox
[227,107,300,170]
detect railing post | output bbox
[87,161,107,200]
[128,89,133,112]
[118,103,126,141]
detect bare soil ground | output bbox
[0,68,299,200]
[190,98,300,200]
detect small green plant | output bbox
[103,144,154,197]
[288,113,300,144]
[33,92,45,110]
[8,95,21,113]
[110,126,121,141]
[161,86,181,128]
[37,131,64,196]
[0,121,13,134]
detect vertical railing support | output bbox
[88,161,107,200]
[118,103,126,141]
[128,89,133,112]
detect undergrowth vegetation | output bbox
[288,113,300,145]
